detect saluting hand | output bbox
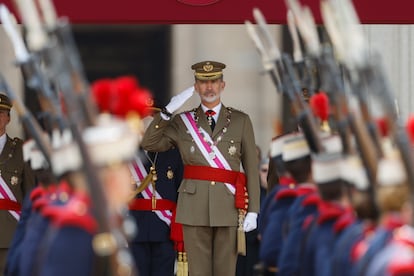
[165,86,194,114]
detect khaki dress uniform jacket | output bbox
[0,136,35,272]
[141,105,260,226]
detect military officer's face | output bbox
[195,78,225,107]
[0,110,10,135]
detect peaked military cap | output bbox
[0,93,12,111]
[191,61,226,80]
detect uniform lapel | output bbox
[0,136,11,163]
[196,106,213,135]
[212,104,227,137]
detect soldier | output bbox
[277,136,343,276]
[128,146,184,276]
[355,154,411,276]
[0,93,35,274]
[141,60,260,276]
[331,154,377,276]
[301,152,354,276]
[35,115,140,276]
[259,132,310,275]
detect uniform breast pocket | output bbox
[220,138,242,160]
[178,181,196,195]
[4,168,23,187]
[178,137,197,163]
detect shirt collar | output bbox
[0,133,7,153]
[201,103,221,120]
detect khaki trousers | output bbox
[183,225,237,276]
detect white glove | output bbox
[243,212,258,232]
[165,86,194,114]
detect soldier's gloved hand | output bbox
[243,212,258,232]
[165,86,194,114]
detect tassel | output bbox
[183,252,189,276]
[237,210,246,256]
[176,252,184,276]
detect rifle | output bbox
[12,0,137,274]
[246,8,324,153]
[0,4,66,133]
[36,0,99,128]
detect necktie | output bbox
[205,110,216,131]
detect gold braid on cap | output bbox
[0,104,11,110]
[194,72,223,78]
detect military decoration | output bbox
[11,176,18,185]
[167,168,174,179]
[228,145,237,156]
[190,145,195,153]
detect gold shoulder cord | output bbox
[129,152,158,208]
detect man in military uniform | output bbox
[128,147,184,276]
[141,61,260,276]
[0,93,35,274]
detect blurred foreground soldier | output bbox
[141,60,260,276]
[357,155,412,276]
[128,146,184,276]
[0,93,35,274]
[36,115,140,276]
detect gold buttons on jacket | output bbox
[211,181,216,186]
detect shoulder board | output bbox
[42,194,97,234]
[333,212,356,234]
[30,186,47,201]
[226,107,246,115]
[275,187,297,200]
[301,193,320,207]
[178,108,197,115]
[317,201,344,224]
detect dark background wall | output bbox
[25,24,172,126]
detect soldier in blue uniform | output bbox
[128,146,184,276]
[301,152,353,276]
[356,155,411,276]
[331,154,378,276]
[259,132,310,275]
[277,134,342,276]
[36,115,141,276]
[18,181,72,276]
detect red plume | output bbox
[91,75,154,119]
[310,91,330,121]
[91,78,113,112]
[375,117,389,138]
[111,76,139,117]
[128,88,154,118]
[406,115,414,144]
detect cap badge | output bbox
[203,64,214,72]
